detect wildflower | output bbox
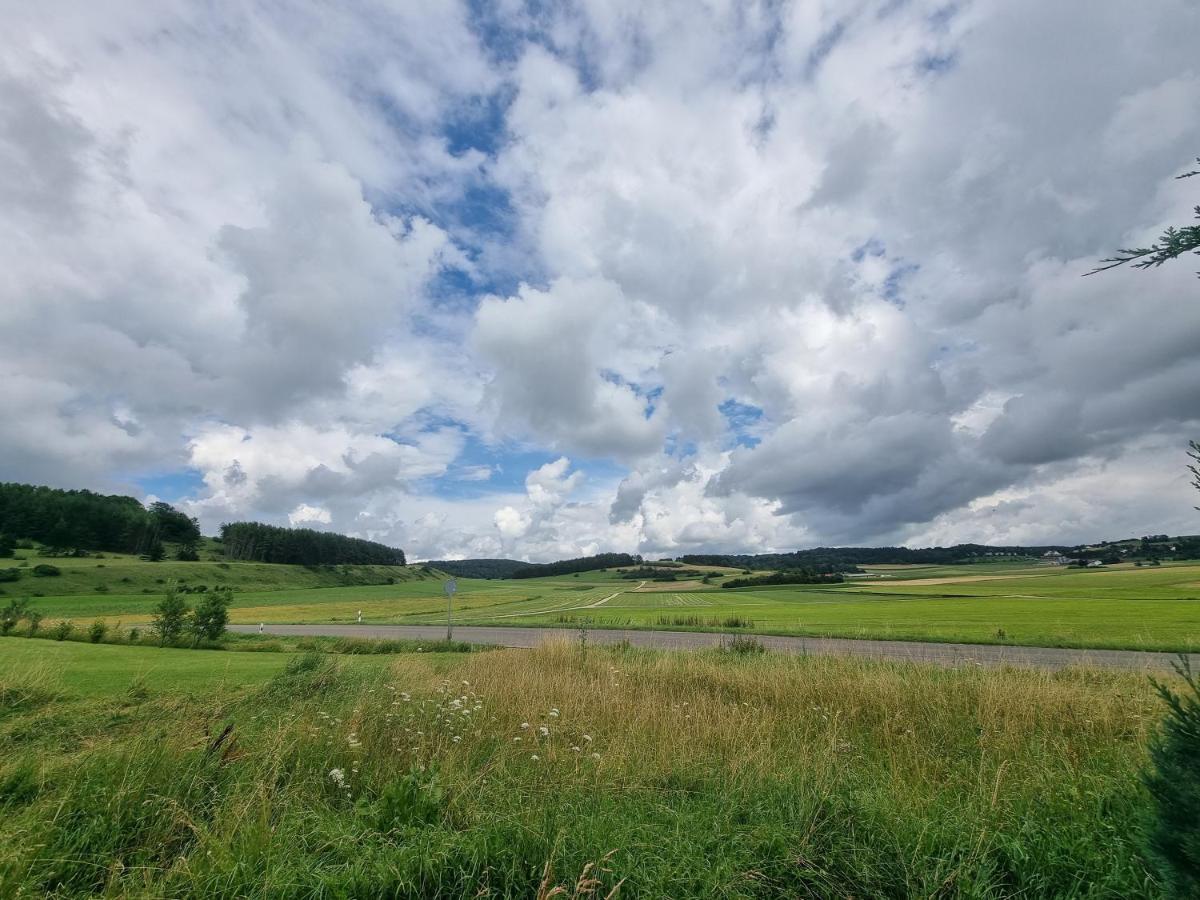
[328,768,347,788]
[582,734,592,743]
[520,722,530,730]
[538,726,549,737]
[571,745,581,753]
[452,735,462,743]
[531,754,539,761]
[548,708,560,717]
[591,752,601,760]
[514,737,522,742]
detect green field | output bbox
[9,553,1200,651]
[0,636,1176,896]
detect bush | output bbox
[0,569,20,583]
[0,599,31,635]
[88,620,108,643]
[31,564,61,577]
[721,635,765,655]
[128,627,140,643]
[52,620,73,641]
[1144,659,1200,897]
[26,611,43,636]
[151,589,189,646]
[188,589,231,644]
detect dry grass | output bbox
[0,640,1170,897]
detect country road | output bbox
[229,623,1199,671]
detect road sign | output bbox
[444,579,457,641]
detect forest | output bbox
[509,552,640,579]
[0,483,198,556]
[423,558,526,579]
[218,521,405,566]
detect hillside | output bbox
[0,547,435,598]
[422,558,526,579]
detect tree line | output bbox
[423,558,527,579]
[720,570,846,589]
[218,521,405,566]
[677,544,1072,570]
[0,482,199,557]
[509,553,640,579]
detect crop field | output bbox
[0,636,1175,897]
[8,554,1200,651]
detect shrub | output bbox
[151,589,189,646]
[52,620,73,641]
[721,635,765,655]
[31,564,60,577]
[93,584,109,593]
[0,569,20,582]
[26,611,43,636]
[1144,659,1200,897]
[88,620,108,643]
[0,598,31,635]
[188,589,231,645]
[128,627,140,643]
[375,767,446,831]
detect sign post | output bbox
[443,578,457,642]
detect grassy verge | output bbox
[0,638,1169,897]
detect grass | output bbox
[0,636,392,696]
[10,557,1200,652]
[0,638,1170,896]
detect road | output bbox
[229,623,1198,671]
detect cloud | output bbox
[1,0,1198,561]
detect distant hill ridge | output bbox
[427,535,1200,579]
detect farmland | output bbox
[10,550,1200,652]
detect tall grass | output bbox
[0,641,1167,897]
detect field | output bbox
[0,636,1174,897]
[8,552,1200,651]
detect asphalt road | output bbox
[229,623,1198,671]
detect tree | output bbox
[145,538,165,562]
[188,588,231,645]
[0,533,14,558]
[175,540,200,562]
[1088,157,1200,276]
[1144,660,1200,897]
[1190,441,1200,509]
[150,587,189,646]
[149,501,201,544]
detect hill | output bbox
[422,558,526,579]
[510,553,640,579]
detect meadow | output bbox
[0,636,1173,897]
[8,550,1200,651]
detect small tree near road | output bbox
[151,587,189,646]
[188,588,231,645]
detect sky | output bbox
[2,1,1199,562]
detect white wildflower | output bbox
[328,768,346,788]
[538,726,549,737]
